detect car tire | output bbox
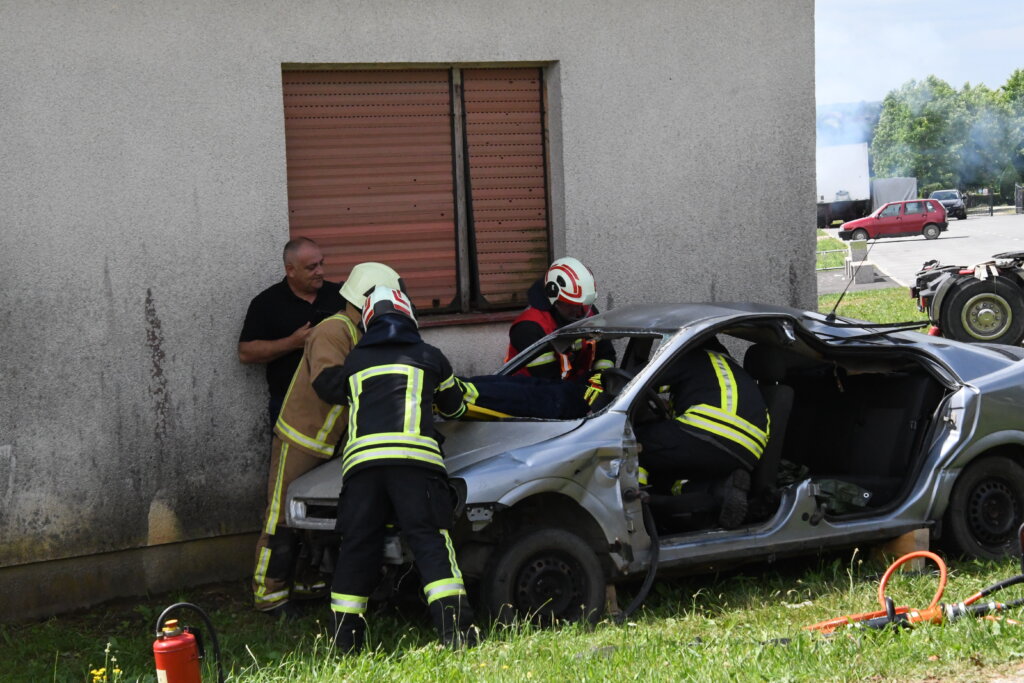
[944,456,1024,560]
[851,228,869,241]
[939,276,1024,345]
[482,527,606,626]
[957,212,967,220]
[923,224,940,240]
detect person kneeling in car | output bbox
[635,338,769,530]
[312,286,479,652]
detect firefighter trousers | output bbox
[330,465,474,650]
[252,436,329,610]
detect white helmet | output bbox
[339,262,403,309]
[362,286,417,329]
[544,257,597,307]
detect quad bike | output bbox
[912,252,1024,346]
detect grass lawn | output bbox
[7,290,1015,683]
[815,236,848,271]
[818,286,928,325]
[6,554,1024,682]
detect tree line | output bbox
[870,69,1024,199]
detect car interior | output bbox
[497,318,955,535]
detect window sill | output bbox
[420,311,520,328]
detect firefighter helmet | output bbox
[361,286,417,329]
[544,257,597,320]
[339,262,404,309]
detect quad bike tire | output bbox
[944,456,1024,560]
[939,275,1024,345]
[482,527,606,626]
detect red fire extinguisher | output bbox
[152,602,224,683]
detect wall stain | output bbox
[144,288,170,445]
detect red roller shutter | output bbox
[463,68,551,309]
[282,70,459,313]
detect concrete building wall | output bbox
[0,0,815,618]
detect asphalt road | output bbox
[818,210,1024,295]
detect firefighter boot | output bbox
[714,468,751,529]
[430,595,481,649]
[331,612,365,654]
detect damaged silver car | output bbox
[285,303,1024,623]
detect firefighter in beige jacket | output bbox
[253,262,403,616]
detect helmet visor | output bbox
[554,300,592,321]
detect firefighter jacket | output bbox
[273,306,360,458]
[661,347,770,469]
[505,280,615,380]
[313,314,466,479]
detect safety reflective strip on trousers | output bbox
[676,350,768,460]
[423,530,466,604]
[330,592,368,615]
[253,547,289,608]
[274,314,358,456]
[264,442,290,536]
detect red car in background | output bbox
[838,199,948,241]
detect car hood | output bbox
[438,418,583,475]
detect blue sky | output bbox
[816,0,1024,106]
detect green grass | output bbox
[7,555,1024,682]
[818,286,928,325]
[815,236,848,271]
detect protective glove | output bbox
[583,372,604,405]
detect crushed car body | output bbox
[286,302,1024,623]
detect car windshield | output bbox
[931,191,956,200]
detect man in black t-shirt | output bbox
[238,237,345,422]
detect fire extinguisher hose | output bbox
[154,602,225,683]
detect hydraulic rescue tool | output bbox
[805,525,1024,634]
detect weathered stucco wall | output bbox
[0,0,814,617]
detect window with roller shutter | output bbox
[282,66,552,321]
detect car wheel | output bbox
[944,456,1024,560]
[851,228,869,241]
[482,528,606,625]
[923,224,940,240]
[940,276,1024,345]
[957,212,967,220]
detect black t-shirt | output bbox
[239,278,345,399]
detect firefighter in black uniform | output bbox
[635,339,769,529]
[313,286,477,652]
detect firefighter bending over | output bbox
[251,262,403,618]
[636,338,769,530]
[313,286,479,652]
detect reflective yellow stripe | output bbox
[637,467,649,486]
[315,403,344,444]
[707,351,737,413]
[274,417,336,456]
[330,592,368,615]
[439,373,457,391]
[593,358,614,370]
[458,379,479,404]
[405,367,421,434]
[527,351,557,367]
[442,529,462,579]
[423,571,466,604]
[264,443,289,535]
[687,404,768,447]
[347,432,439,451]
[342,448,445,475]
[439,402,466,419]
[253,547,289,607]
[678,413,764,459]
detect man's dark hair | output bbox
[283,237,318,263]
